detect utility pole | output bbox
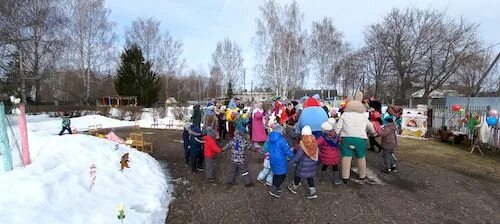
[251,80,253,102]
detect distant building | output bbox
[234,91,275,102]
[165,97,178,106]
[411,89,463,99]
[289,89,337,100]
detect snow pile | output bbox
[24,115,134,135]
[0,116,173,224]
[109,107,122,119]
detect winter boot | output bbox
[307,187,318,199]
[391,165,398,173]
[269,186,281,198]
[333,171,343,185]
[287,182,299,194]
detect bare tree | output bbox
[360,41,390,100]
[125,18,184,100]
[454,51,499,96]
[335,50,364,96]
[211,38,245,94]
[254,0,308,98]
[364,8,485,99]
[209,66,223,98]
[125,18,162,72]
[419,17,481,98]
[365,8,438,98]
[62,0,116,104]
[310,17,344,89]
[0,0,66,103]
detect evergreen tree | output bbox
[226,81,234,99]
[114,44,161,107]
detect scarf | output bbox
[300,135,318,161]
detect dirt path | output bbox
[117,129,500,224]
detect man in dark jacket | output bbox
[191,104,202,128]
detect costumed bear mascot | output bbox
[334,91,376,183]
[296,96,329,137]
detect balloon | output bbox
[459,108,465,115]
[488,109,498,117]
[451,104,461,112]
[486,116,498,127]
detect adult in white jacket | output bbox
[334,92,376,183]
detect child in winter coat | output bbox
[368,111,383,152]
[58,113,72,135]
[268,124,294,198]
[283,120,300,150]
[380,116,398,173]
[288,126,320,199]
[317,119,342,185]
[204,127,221,182]
[223,130,260,187]
[257,141,273,186]
[189,126,205,173]
[182,123,192,166]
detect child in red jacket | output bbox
[204,127,222,182]
[317,119,342,185]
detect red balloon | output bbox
[451,104,461,112]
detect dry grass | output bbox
[397,137,500,180]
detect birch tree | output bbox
[63,0,116,104]
[0,0,65,103]
[211,38,244,94]
[254,0,308,98]
[310,17,344,89]
[125,18,184,99]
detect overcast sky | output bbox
[106,0,500,88]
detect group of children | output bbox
[182,99,399,199]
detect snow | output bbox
[0,114,173,224]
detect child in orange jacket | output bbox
[204,127,222,182]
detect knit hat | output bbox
[328,118,336,126]
[321,122,333,131]
[301,126,312,136]
[384,116,395,123]
[272,124,284,133]
[304,97,320,108]
[191,126,202,135]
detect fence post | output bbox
[427,98,432,108]
[18,104,30,165]
[409,98,413,108]
[391,99,395,105]
[0,102,13,171]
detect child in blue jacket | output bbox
[267,124,294,198]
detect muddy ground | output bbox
[115,129,500,224]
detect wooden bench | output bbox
[88,124,103,136]
[126,133,153,154]
[438,129,465,145]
